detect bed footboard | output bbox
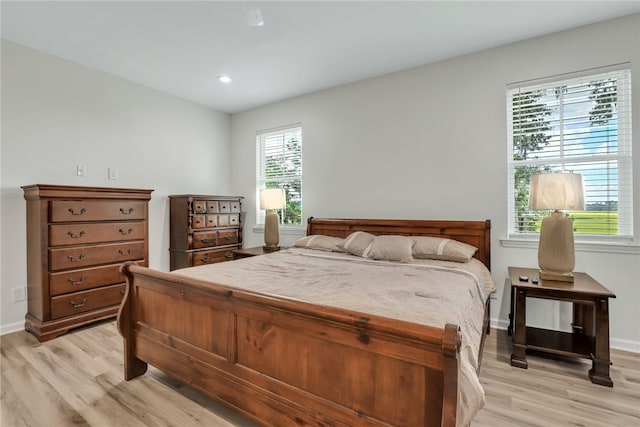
[117,262,461,427]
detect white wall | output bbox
[231,14,640,352]
[1,40,232,332]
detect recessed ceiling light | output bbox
[217,75,232,83]
[247,8,264,27]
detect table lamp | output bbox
[529,172,584,282]
[260,188,285,252]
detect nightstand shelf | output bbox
[526,327,593,359]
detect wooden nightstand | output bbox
[231,246,280,259]
[508,266,616,386]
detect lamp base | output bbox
[263,210,280,251]
[539,269,574,282]
[537,210,576,282]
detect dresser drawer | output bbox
[191,248,236,266]
[192,214,206,229]
[206,201,219,213]
[218,229,239,245]
[49,262,139,296]
[229,213,240,226]
[51,200,146,222]
[219,201,230,213]
[230,200,241,213]
[193,200,207,214]
[50,283,125,319]
[49,241,145,271]
[206,215,218,228]
[192,231,217,249]
[49,221,145,246]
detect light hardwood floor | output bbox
[1,321,639,426]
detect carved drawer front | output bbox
[230,200,241,213]
[206,215,218,228]
[218,229,239,246]
[206,201,219,213]
[49,241,145,271]
[191,248,235,266]
[50,283,125,319]
[217,215,229,227]
[193,200,207,214]
[192,231,217,249]
[219,201,230,213]
[49,221,145,246]
[49,262,138,296]
[192,215,206,229]
[50,200,146,222]
[229,213,240,226]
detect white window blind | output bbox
[507,65,632,240]
[256,124,303,226]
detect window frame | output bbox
[255,123,303,228]
[506,65,633,243]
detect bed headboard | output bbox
[306,217,491,270]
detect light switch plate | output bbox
[108,167,119,180]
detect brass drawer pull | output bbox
[201,256,211,263]
[68,208,86,216]
[120,290,125,296]
[118,248,132,256]
[67,231,86,239]
[224,236,232,241]
[119,228,133,235]
[67,276,86,286]
[67,254,86,262]
[69,298,87,308]
[225,253,234,259]
[120,208,134,215]
[200,238,212,243]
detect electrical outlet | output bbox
[108,167,119,180]
[76,164,86,176]
[12,286,26,302]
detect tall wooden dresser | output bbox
[22,184,153,341]
[169,195,243,270]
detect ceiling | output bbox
[2,1,639,114]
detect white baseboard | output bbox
[490,318,639,354]
[0,321,24,336]
[610,338,640,354]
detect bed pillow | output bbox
[339,231,376,257]
[293,235,346,252]
[366,235,414,263]
[412,236,477,262]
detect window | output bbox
[256,124,303,226]
[507,65,632,240]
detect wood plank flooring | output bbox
[1,321,639,426]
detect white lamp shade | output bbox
[529,173,585,211]
[260,188,285,210]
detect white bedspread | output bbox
[173,248,496,426]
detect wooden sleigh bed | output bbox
[117,218,492,427]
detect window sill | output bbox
[252,225,306,236]
[501,238,640,255]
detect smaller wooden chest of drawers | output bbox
[169,195,244,270]
[22,184,153,341]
